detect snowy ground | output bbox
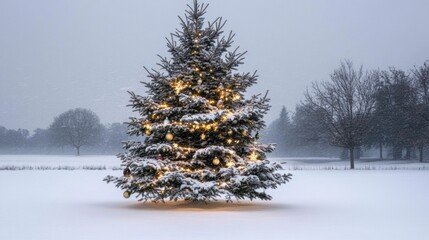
[1,154,428,170]
[0,155,428,240]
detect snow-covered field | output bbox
[1,155,428,240]
[1,154,428,170]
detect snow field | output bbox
[1,169,428,240]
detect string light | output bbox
[159,103,170,109]
[249,151,258,161]
[170,79,190,95]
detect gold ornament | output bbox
[227,139,232,144]
[242,130,248,136]
[200,133,206,140]
[212,157,220,165]
[197,79,203,85]
[227,129,233,135]
[123,191,131,199]
[165,132,174,141]
[145,129,151,136]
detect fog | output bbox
[1,0,428,131]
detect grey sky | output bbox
[1,0,428,132]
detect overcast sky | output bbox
[1,0,428,132]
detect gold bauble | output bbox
[242,130,248,136]
[123,191,131,199]
[212,157,220,165]
[200,133,206,140]
[145,129,151,136]
[165,132,174,141]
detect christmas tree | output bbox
[104,0,292,202]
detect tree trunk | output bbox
[350,148,355,169]
[76,146,80,156]
[379,142,383,159]
[419,146,423,162]
[411,147,417,160]
[393,145,402,160]
[405,147,411,160]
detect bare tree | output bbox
[412,61,429,105]
[49,108,103,155]
[412,61,429,162]
[304,60,378,169]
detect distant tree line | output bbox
[263,60,429,167]
[0,108,132,155]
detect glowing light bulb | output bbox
[249,151,258,161]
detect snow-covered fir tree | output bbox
[104,0,292,202]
